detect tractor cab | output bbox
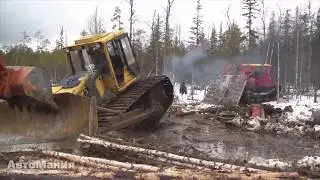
[54,31,140,96]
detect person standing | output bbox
[179,82,187,95]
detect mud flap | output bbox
[0,93,91,152]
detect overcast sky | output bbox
[0,0,319,48]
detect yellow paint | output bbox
[52,86,63,94]
[52,74,90,95]
[95,76,105,97]
[62,30,137,96]
[118,77,136,92]
[68,31,125,49]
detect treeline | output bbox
[1,0,320,92]
[0,28,69,83]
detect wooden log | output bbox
[42,150,159,172]
[78,135,265,173]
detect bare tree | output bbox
[41,39,51,51]
[307,0,313,89]
[128,0,135,43]
[163,0,175,75]
[148,12,163,75]
[34,30,44,51]
[261,0,266,41]
[87,7,105,35]
[277,10,282,102]
[55,26,64,50]
[225,4,232,29]
[20,31,31,46]
[295,7,300,95]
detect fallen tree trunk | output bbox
[42,150,159,172]
[79,134,264,172]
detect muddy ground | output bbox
[105,112,320,169]
[0,106,319,179]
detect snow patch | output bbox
[296,156,320,172]
[173,83,216,112]
[315,125,320,132]
[264,96,320,122]
[249,155,320,172]
[248,157,291,169]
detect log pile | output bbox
[0,134,303,179]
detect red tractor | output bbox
[224,63,278,104]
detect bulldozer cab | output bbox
[64,31,139,95]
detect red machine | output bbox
[224,64,277,104]
[0,56,57,111]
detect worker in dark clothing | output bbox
[179,82,187,95]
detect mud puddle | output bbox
[107,114,320,164]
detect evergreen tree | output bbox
[209,25,217,55]
[55,26,64,49]
[189,0,203,49]
[111,6,124,30]
[242,0,260,50]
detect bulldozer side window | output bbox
[95,46,111,76]
[70,50,86,73]
[85,46,111,76]
[107,41,125,84]
[120,37,135,67]
[82,49,94,72]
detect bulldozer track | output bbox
[98,75,174,129]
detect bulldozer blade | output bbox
[0,93,91,152]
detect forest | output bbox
[1,0,320,94]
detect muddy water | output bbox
[113,114,320,163]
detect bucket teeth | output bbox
[6,96,57,114]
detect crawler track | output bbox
[98,75,174,130]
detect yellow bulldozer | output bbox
[0,31,174,152]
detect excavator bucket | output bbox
[0,61,92,152]
[2,66,58,111]
[0,93,91,152]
